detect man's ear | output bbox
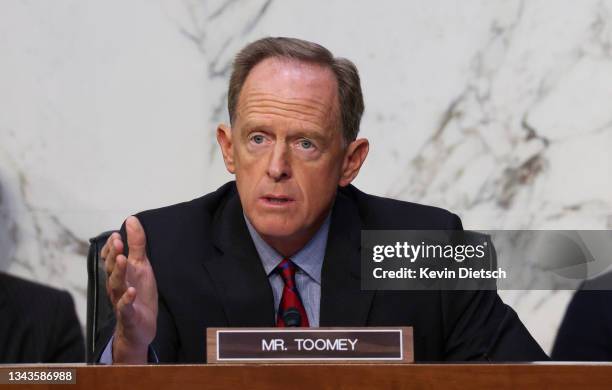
[217,124,236,174]
[339,138,369,187]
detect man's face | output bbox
[217,57,367,254]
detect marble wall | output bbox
[1,0,610,353]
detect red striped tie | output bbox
[276,258,310,327]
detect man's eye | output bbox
[299,140,313,149]
[251,135,265,144]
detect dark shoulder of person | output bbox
[0,272,85,363]
[338,185,463,230]
[552,271,612,361]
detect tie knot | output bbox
[276,258,297,287]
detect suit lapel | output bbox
[320,189,375,326]
[202,187,275,327]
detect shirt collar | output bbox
[244,214,331,284]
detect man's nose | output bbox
[266,143,291,181]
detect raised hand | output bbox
[101,216,158,363]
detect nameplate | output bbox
[206,327,413,364]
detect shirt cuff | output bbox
[98,335,159,364]
[98,336,114,364]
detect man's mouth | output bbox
[266,197,289,203]
[260,195,295,206]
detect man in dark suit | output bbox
[552,271,612,361]
[0,272,84,363]
[97,37,547,363]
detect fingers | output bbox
[117,286,137,321]
[103,232,123,276]
[126,216,147,262]
[101,232,121,259]
[107,254,128,306]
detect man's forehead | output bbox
[235,57,340,129]
[241,58,338,104]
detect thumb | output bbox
[126,216,147,262]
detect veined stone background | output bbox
[0,0,610,354]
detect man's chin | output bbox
[255,224,298,240]
[249,216,301,237]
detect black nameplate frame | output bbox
[206,327,413,364]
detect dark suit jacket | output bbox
[552,271,612,361]
[95,181,547,362]
[0,272,85,363]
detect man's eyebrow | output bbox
[289,129,328,142]
[241,118,326,133]
[239,123,330,142]
[239,123,277,137]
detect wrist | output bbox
[112,333,149,364]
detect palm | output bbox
[119,251,158,346]
[104,216,159,356]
